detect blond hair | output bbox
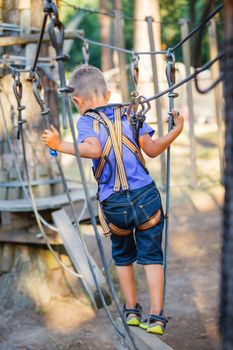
[69,64,108,99]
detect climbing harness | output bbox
[85,106,162,237]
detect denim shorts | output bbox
[101,182,164,266]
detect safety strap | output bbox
[87,108,148,187]
[99,205,161,237]
[114,107,122,191]
[98,110,129,191]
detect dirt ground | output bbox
[0,122,223,349]
[0,182,223,350]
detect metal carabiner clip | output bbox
[82,41,89,65]
[131,52,140,96]
[30,71,57,157]
[165,48,176,87]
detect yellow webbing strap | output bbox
[113,107,122,192]
[98,110,129,191]
[93,119,99,133]
[88,109,148,183]
[122,135,147,170]
[99,204,111,236]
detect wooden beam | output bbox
[0,228,61,245]
[114,318,174,350]
[0,30,84,47]
[52,209,112,309]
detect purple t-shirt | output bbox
[77,106,155,202]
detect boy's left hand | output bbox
[42,125,62,151]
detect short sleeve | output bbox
[76,116,98,143]
[139,121,155,138]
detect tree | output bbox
[99,0,112,71]
[221,0,233,349]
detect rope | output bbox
[193,0,224,94]
[31,13,48,71]
[29,69,128,341]
[1,74,84,280]
[0,0,224,346]
[170,3,223,52]
[60,0,191,25]
[46,4,138,349]
[163,50,178,304]
[127,52,223,106]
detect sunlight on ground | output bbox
[43,298,96,332]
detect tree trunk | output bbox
[221,1,233,349]
[99,0,112,71]
[134,0,162,121]
[113,0,129,101]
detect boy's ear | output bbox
[105,90,111,102]
[73,96,83,106]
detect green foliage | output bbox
[61,0,223,72]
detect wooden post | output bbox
[19,0,37,69]
[221,1,233,349]
[180,18,197,188]
[113,9,129,102]
[100,0,112,71]
[208,18,224,182]
[146,16,166,190]
[0,0,3,65]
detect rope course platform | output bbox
[0,184,97,212]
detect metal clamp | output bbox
[130,52,139,96]
[12,70,26,140]
[30,70,57,157]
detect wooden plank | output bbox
[52,209,111,309]
[0,30,84,47]
[0,228,61,245]
[114,318,174,350]
[0,243,14,273]
[0,169,8,200]
[0,186,97,212]
[34,165,51,198]
[8,168,20,200]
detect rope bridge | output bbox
[0,1,224,349]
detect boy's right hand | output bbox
[171,110,184,133]
[42,125,62,151]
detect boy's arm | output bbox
[42,125,102,159]
[139,111,184,158]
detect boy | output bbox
[42,65,183,335]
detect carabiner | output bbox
[165,48,176,87]
[131,52,140,95]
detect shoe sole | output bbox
[147,325,164,335]
[139,323,148,330]
[127,317,141,326]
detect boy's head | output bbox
[69,65,111,113]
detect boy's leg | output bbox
[144,264,164,314]
[116,264,138,309]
